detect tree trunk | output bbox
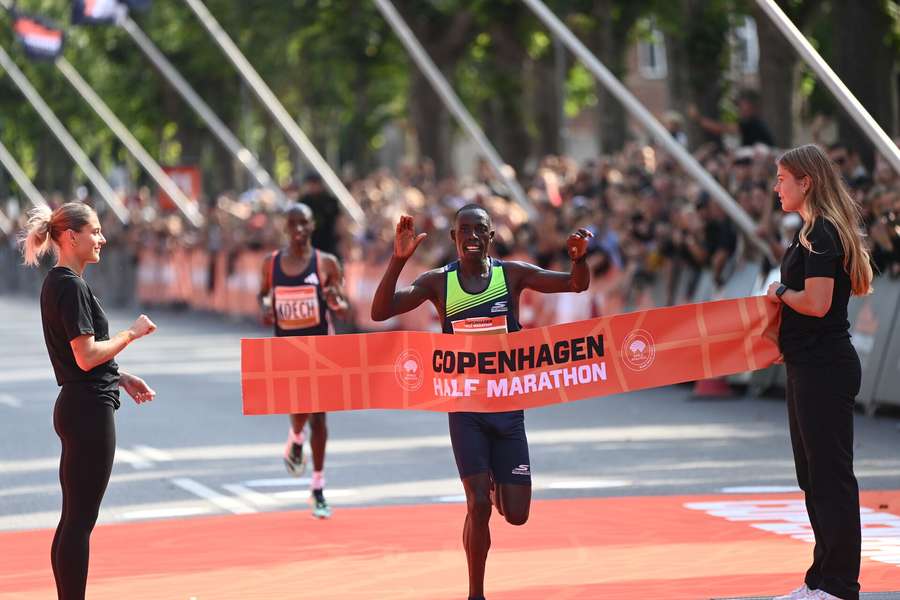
[665,0,730,149]
[531,46,564,157]
[752,4,796,148]
[831,0,897,170]
[590,0,631,154]
[408,69,454,178]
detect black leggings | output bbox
[51,388,116,600]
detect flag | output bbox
[71,0,123,25]
[12,13,65,60]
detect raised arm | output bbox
[371,216,437,321]
[512,228,593,294]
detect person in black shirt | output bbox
[689,88,775,148]
[299,173,341,257]
[766,145,873,600]
[19,203,157,600]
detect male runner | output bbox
[260,202,349,519]
[371,204,592,600]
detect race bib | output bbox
[451,315,508,335]
[275,285,321,330]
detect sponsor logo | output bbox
[511,464,531,476]
[304,272,320,285]
[394,349,425,392]
[490,300,508,314]
[622,329,655,372]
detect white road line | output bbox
[243,477,311,488]
[120,506,212,521]
[0,393,22,408]
[720,485,801,494]
[222,484,278,507]
[170,477,256,514]
[115,447,154,470]
[133,445,174,462]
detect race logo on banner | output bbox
[71,0,125,25]
[242,297,781,415]
[12,13,65,60]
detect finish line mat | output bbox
[1,491,898,599]
[242,296,780,414]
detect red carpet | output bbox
[1,492,898,599]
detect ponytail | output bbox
[18,205,54,267]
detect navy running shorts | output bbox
[448,410,531,485]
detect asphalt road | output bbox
[2,293,898,533]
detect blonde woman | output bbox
[766,145,873,600]
[19,203,157,600]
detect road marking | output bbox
[120,506,212,521]
[170,478,256,514]
[720,485,800,494]
[0,394,22,408]
[133,445,174,462]
[115,447,154,470]
[222,484,278,507]
[243,477,311,487]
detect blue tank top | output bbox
[271,249,329,337]
[441,259,520,335]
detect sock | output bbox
[311,471,325,490]
[289,427,305,445]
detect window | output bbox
[732,17,759,74]
[637,24,667,80]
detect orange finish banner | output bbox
[241,297,780,414]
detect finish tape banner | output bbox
[241,296,780,414]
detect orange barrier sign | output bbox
[241,297,780,414]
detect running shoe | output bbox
[311,488,331,519]
[283,437,306,476]
[807,591,844,600]
[773,584,812,600]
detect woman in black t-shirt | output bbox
[766,145,873,600]
[19,203,157,600]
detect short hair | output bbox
[284,202,313,219]
[454,203,490,223]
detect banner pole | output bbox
[0,45,128,224]
[521,0,774,263]
[0,137,47,208]
[372,0,537,221]
[181,0,365,226]
[120,15,283,201]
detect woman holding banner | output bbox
[371,204,591,600]
[19,203,157,600]
[767,145,873,600]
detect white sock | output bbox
[288,427,305,445]
[311,471,325,490]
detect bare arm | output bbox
[259,253,275,325]
[766,277,834,317]
[515,228,592,294]
[371,215,436,321]
[70,315,156,372]
[320,252,351,319]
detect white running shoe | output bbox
[773,584,812,600]
[807,590,845,600]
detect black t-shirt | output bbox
[40,267,120,408]
[301,192,340,256]
[738,116,774,147]
[778,218,853,364]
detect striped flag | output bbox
[71,0,124,25]
[12,13,65,60]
